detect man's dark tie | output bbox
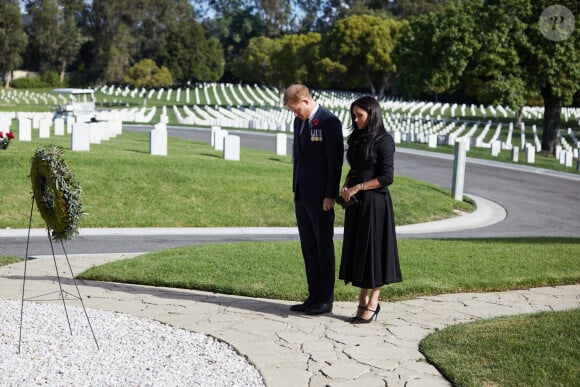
[300,119,309,150]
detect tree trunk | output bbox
[60,62,66,84]
[540,86,561,156]
[515,107,523,132]
[365,73,376,95]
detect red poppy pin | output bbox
[312,118,319,126]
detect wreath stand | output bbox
[18,197,99,353]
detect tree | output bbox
[201,7,265,81]
[322,14,408,96]
[230,36,281,85]
[389,0,445,18]
[270,32,323,89]
[0,0,28,87]
[159,20,224,83]
[393,0,481,99]
[88,0,194,84]
[465,1,531,131]
[395,0,579,154]
[25,0,87,83]
[123,58,173,88]
[523,0,579,155]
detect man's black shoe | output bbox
[305,303,333,315]
[290,298,316,312]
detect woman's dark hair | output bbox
[347,96,386,165]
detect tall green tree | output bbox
[466,1,531,131]
[523,0,579,155]
[395,0,579,154]
[201,7,266,81]
[25,0,87,83]
[159,20,224,83]
[230,36,281,85]
[88,0,194,84]
[322,14,408,96]
[393,0,481,99]
[0,0,28,87]
[270,32,323,89]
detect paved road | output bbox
[1,125,578,257]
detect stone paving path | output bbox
[1,253,578,386]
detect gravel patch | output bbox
[1,299,265,386]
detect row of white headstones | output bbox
[1,96,578,169]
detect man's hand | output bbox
[323,197,335,211]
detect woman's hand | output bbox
[341,184,360,202]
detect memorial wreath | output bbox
[30,146,84,241]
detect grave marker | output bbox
[511,147,519,162]
[276,133,287,156]
[39,118,51,138]
[491,140,501,157]
[54,118,65,135]
[72,122,90,151]
[214,130,229,151]
[18,118,32,141]
[150,123,167,156]
[525,143,535,163]
[223,135,240,161]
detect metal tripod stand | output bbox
[18,196,99,353]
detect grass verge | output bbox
[77,237,580,302]
[420,309,580,387]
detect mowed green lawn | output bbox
[1,129,473,228]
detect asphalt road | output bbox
[2,125,578,257]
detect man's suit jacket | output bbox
[292,106,344,206]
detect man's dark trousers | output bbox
[295,198,335,305]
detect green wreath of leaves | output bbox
[30,145,84,241]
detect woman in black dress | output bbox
[339,96,402,324]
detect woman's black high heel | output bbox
[351,304,380,324]
[348,305,367,323]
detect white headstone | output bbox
[210,126,221,146]
[511,147,519,162]
[564,151,573,167]
[66,116,74,134]
[223,135,240,161]
[393,131,401,143]
[276,133,287,156]
[555,145,562,160]
[18,118,32,141]
[89,123,101,144]
[525,143,535,163]
[491,140,501,157]
[214,130,229,151]
[72,122,90,151]
[39,118,51,138]
[54,118,65,135]
[150,123,167,156]
[428,134,437,148]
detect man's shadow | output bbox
[12,275,350,322]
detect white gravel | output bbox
[0,299,265,386]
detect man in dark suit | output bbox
[283,84,344,315]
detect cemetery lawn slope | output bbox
[1,131,473,228]
[420,309,580,387]
[77,237,580,301]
